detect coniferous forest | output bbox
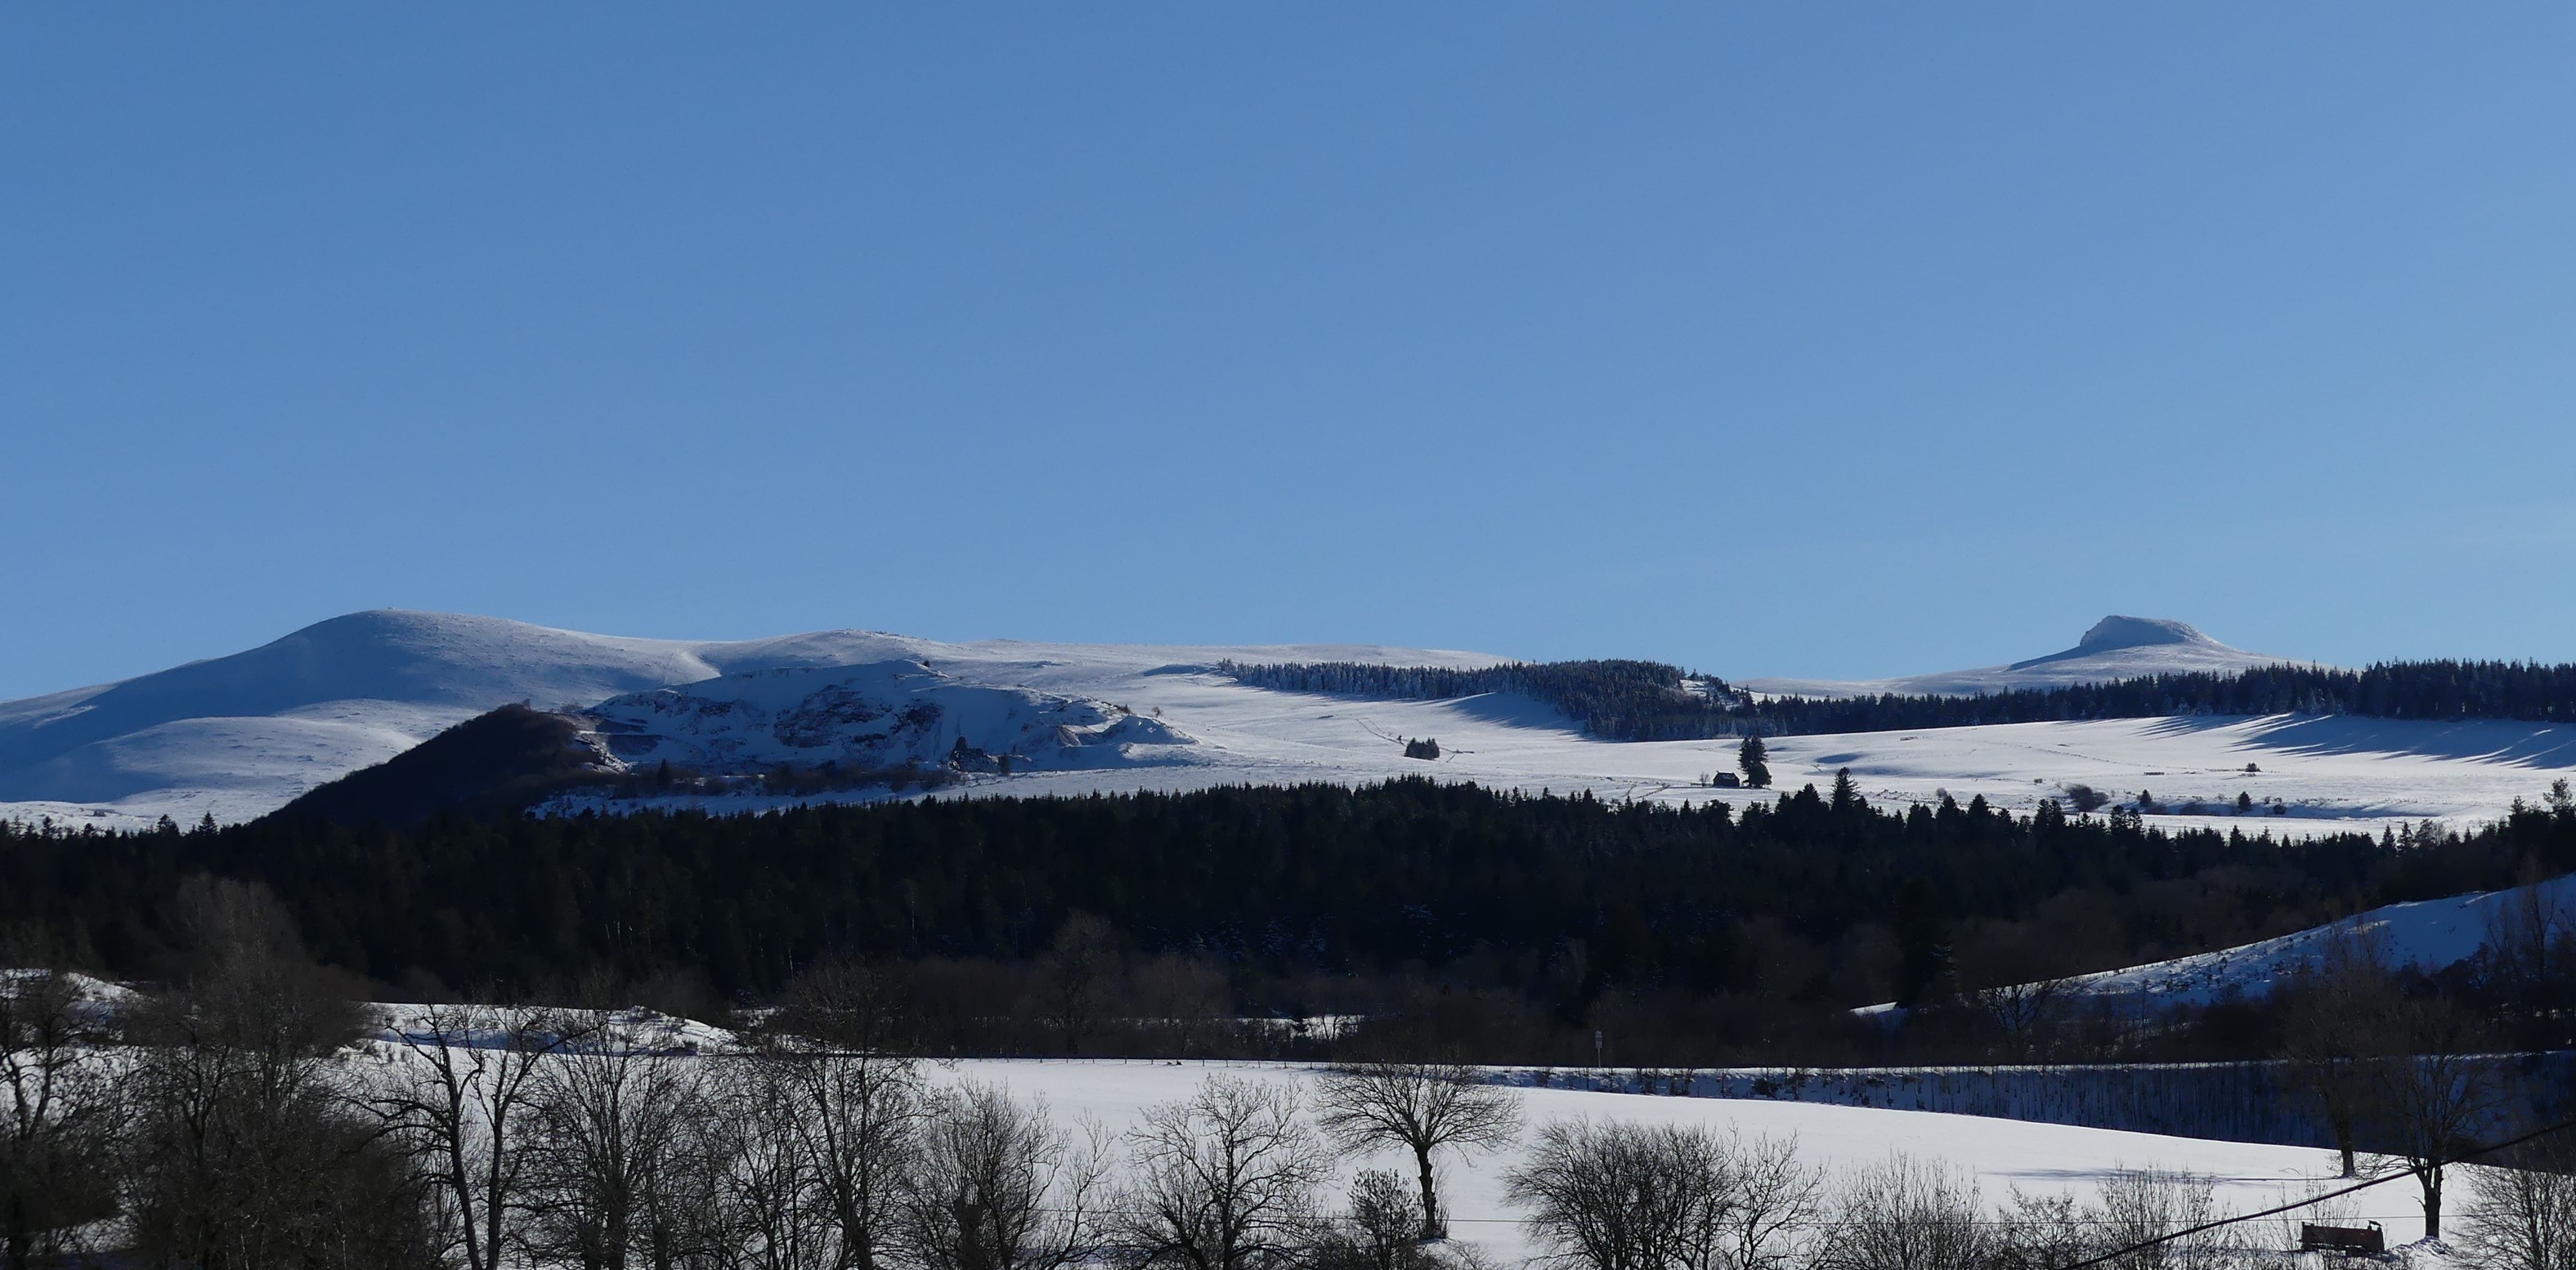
[1218,657,2576,740]
[9,777,2576,1067]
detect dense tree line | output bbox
[1214,660,1751,742]
[1220,657,2576,740]
[7,780,2576,1067]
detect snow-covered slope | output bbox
[1744,615,2309,699]
[2047,872,2576,1009]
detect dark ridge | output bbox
[267,703,610,828]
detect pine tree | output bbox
[1738,736,1772,789]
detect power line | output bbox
[2051,1114,2576,1270]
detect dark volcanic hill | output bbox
[268,704,612,828]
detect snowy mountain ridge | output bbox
[1741,615,2310,700]
[0,609,1505,826]
[1,609,2557,838]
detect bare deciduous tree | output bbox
[1328,1169,1429,1270]
[120,876,441,1268]
[2087,1169,2236,1270]
[522,1008,710,1270]
[1707,1132,1824,1270]
[2462,1138,2576,1270]
[1814,1154,1989,1270]
[1503,1117,1732,1270]
[770,958,930,1270]
[788,1051,925,1270]
[1315,1062,1521,1240]
[900,1081,1108,1270]
[1130,955,1231,1058]
[703,1057,836,1270]
[2377,995,2502,1241]
[1971,978,2068,1065]
[2278,932,2397,1178]
[1042,914,1122,1056]
[1116,1075,1330,1270]
[0,960,118,1270]
[376,1002,591,1270]
[1988,1191,2086,1270]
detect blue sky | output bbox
[5,6,2574,700]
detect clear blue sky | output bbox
[7,6,2574,700]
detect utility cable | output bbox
[2052,1113,2576,1270]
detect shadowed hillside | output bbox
[269,704,611,827]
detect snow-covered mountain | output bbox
[0,610,1503,827]
[3,609,2564,838]
[1741,615,2309,699]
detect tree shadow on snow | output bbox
[2138,714,2576,769]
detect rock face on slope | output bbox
[584,660,1192,776]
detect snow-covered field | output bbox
[6,609,2571,840]
[926,1059,2426,1261]
[570,695,2574,844]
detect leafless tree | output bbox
[1813,1154,1990,1270]
[2376,995,2502,1241]
[1503,1117,1734,1270]
[1706,1132,1824,1270]
[521,1008,712,1270]
[119,876,441,1268]
[2087,1169,2236,1270]
[1327,1169,1430,1270]
[2278,930,2398,1178]
[2462,1137,2576,1270]
[768,957,932,1270]
[1115,1074,1330,1270]
[1130,954,1231,1058]
[1315,1062,1522,1239]
[783,1050,925,1270]
[375,1002,593,1270]
[701,1056,835,1270]
[1988,1191,2087,1270]
[900,1080,1109,1270]
[1971,978,2068,1064]
[0,960,119,1269]
[1042,914,1122,1056]
[2483,880,2576,1033]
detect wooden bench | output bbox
[2301,1223,2385,1255]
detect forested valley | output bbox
[9,777,2576,1069]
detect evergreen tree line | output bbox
[1214,660,1749,741]
[1218,657,2576,740]
[8,779,2576,1067]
